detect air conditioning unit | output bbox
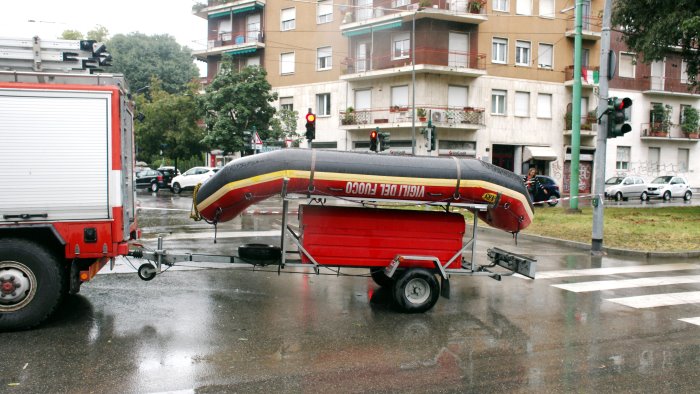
[432,110,445,122]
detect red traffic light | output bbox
[306,113,316,123]
[370,130,377,139]
[615,97,632,110]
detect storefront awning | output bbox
[523,146,558,162]
[224,47,258,56]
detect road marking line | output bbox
[552,275,700,292]
[606,291,700,309]
[679,317,700,326]
[537,263,700,279]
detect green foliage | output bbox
[60,30,83,40]
[681,106,699,133]
[270,108,301,143]
[613,0,700,90]
[198,64,278,154]
[87,25,109,42]
[135,78,205,166]
[108,33,199,94]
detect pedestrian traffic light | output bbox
[607,97,632,138]
[379,131,390,151]
[427,125,437,151]
[305,111,316,141]
[242,129,253,147]
[369,129,378,152]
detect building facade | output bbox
[192,0,699,189]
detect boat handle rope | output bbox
[451,156,462,200]
[307,149,317,194]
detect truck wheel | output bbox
[150,182,159,192]
[172,183,182,194]
[392,269,440,313]
[0,239,65,331]
[370,268,395,287]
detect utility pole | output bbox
[591,0,613,253]
[568,0,584,211]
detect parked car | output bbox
[646,176,693,201]
[156,166,180,187]
[604,175,648,201]
[526,175,560,206]
[135,169,166,192]
[171,166,219,194]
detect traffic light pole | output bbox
[568,0,584,211]
[591,0,613,254]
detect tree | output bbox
[135,77,205,170]
[613,0,700,89]
[87,25,109,42]
[269,108,301,146]
[108,33,199,94]
[199,64,278,154]
[60,30,83,40]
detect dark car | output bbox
[527,175,560,206]
[135,169,167,192]
[156,166,180,187]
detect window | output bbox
[393,0,411,7]
[492,37,507,64]
[494,0,509,12]
[616,146,630,170]
[619,52,635,78]
[317,46,332,71]
[516,0,532,15]
[491,90,507,115]
[218,19,232,41]
[537,93,552,118]
[581,48,590,68]
[680,104,690,124]
[316,93,331,116]
[648,147,660,172]
[681,61,689,84]
[539,0,554,17]
[448,85,468,109]
[280,52,295,74]
[392,33,410,60]
[678,148,689,172]
[246,56,260,67]
[391,85,409,108]
[317,0,333,24]
[280,97,293,111]
[516,41,531,66]
[281,8,296,31]
[514,92,530,117]
[538,43,553,68]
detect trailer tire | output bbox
[238,244,281,265]
[370,268,395,287]
[0,238,65,331]
[392,269,440,313]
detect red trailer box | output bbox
[300,205,465,269]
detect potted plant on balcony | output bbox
[468,0,486,13]
[650,103,672,136]
[681,106,700,138]
[341,107,356,125]
[417,107,427,121]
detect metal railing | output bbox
[339,106,485,127]
[347,0,487,23]
[207,30,262,49]
[342,47,486,74]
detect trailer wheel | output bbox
[238,244,281,265]
[370,268,395,287]
[392,269,440,313]
[0,239,65,331]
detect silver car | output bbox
[646,176,693,201]
[604,176,648,201]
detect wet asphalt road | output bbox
[2,191,700,393]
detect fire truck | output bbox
[0,37,137,330]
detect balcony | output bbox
[564,15,602,40]
[341,48,486,81]
[642,76,700,97]
[564,65,599,88]
[192,0,265,19]
[640,123,700,141]
[564,112,598,137]
[193,30,264,60]
[339,106,485,130]
[341,0,487,34]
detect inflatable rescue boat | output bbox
[193,149,534,233]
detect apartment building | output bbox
[192,1,699,189]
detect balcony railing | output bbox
[564,65,599,85]
[564,113,598,135]
[339,106,485,127]
[565,15,602,38]
[207,30,262,50]
[342,47,486,75]
[346,0,487,23]
[640,123,700,140]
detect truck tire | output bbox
[392,269,440,313]
[0,239,65,331]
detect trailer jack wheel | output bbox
[392,269,440,313]
[137,263,157,281]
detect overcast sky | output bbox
[2,0,208,74]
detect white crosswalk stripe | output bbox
[678,317,700,326]
[606,291,700,309]
[537,263,700,279]
[552,275,700,292]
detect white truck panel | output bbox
[0,88,112,222]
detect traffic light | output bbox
[427,125,437,151]
[379,131,390,151]
[369,129,378,152]
[305,111,316,141]
[242,129,252,147]
[607,97,632,138]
